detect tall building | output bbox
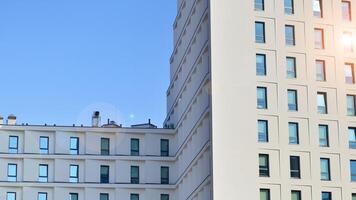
[2,0,356,199]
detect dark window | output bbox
[286,57,296,78]
[255,22,265,43]
[131,138,139,156]
[316,60,326,81]
[130,194,139,200]
[161,139,169,156]
[289,122,299,144]
[259,154,269,177]
[257,87,267,109]
[345,63,355,84]
[7,164,17,182]
[256,54,267,76]
[69,165,79,183]
[319,125,329,147]
[285,25,295,46]
[260,189,270,200]
[349,127,356,149]
[70,193,78,200]
[290,156,301,178]
[100,165,109,183]
[39,164,48,182]
[320,158,331,180]
[9,136,18,154]
[161,166,169,184]
[70,137,79,155]
[351,160,356,181]
[313,0,323,17]
[7,192,16,200]
[255,0,264,11]
[317,92,328,114]
[347,95,356,116]
[161,194,169,200]
[288,90,298,111]
[258,120,268,142]
[131,166,139,184]
[100,193,109,200]
[39,136,49,154]
[322,192,332,200]
[352,193,356,200]
[342,1,352,21]
[284,0,294,14]
[291,190,301,200]
[101,138,110,155]
[38,193,47,200]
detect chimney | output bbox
[0,116,3,125]
[7,114,16,125]
[92,111,101,127]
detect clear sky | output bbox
[0,1,176,127]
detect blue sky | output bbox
[0,1,176,127]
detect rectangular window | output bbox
[69,165,79,183]
[353,194,356,200]
[284,0,294,14]
[342,1,352,21]
[349,127,356,149]
[9,136,18,154]
[130,138,139,156]
[314,28,325,49]
[316,60,326,81]
[317,92,328,114]
[161,166,169,184]
[286,57,296,78]
[161,139,169,156]
[289,122,299,144]
[70,137,79,155]
[38,193,47,200]
[313,0,323,17]
[39,164,48,182]
[291,190,301,200]
[256,54,267,76]
[259,154,269,177]
[347,95,356,116]
[322,192,332,200]
[39,136,49,154]
[351,160,356,181]
[319,125,329,147]
[258,120,268,142]
[257,87,267,109]
[70,193,78,200]
[7,192,16,200]
[130,194,139,200]
[320,158,331,180]
[255,22,265,43]
[100,193,109,200]
[260,189,270,200]
[131,166,139,184]
[290,156,301,178]
[285,25,295,46]
[100,165,109,183]
[288,90,298,111]
[255,0,264,11]
[345,63,355,84]
[7,164,17,182]
[101,138,110,155]
[344,32,354,52]
[161,194,169,200]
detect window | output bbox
[161,166,169,184]
[347,95,356,116]
[38,193,47,200]
[342,1,352,21]
[351,160,356,181]
[257,87,267,109]
[288,90,298,111]
[131,166,139,184]
[322,192,332,200]
[130,194,139,200]
[319,125,329,147]
[285,25,295,46]
[161,139,169,156]
[343,32,354,52]
[161,194,169,200]
[290,156,301,178]
[9,136,18,154]
[259,154,269,177]
[69,165,79,183]
[100,165,109,183]
[317,92,328,114]
[100,193,109,200]
[260,189,270,200]
[286,57,296,78]
[258,120,268,142]
[256,54,267,76]
[70,193,78,200]
[284,0,294,14]
[130,138,139,156]
[313,0,323,17]
[320,158,330,180]
[7,192,16,200]
[39,136,49,154]
[39,164,48,182]
[289,122,299,144]
[316,60,326,81]
[255,0,264,11]
[314,28,325,49]
[7,164,17,182]
[255,22,265,43]
[349,127,356,149]
[345,63,355,84]
[101,138,110,155]
[291,190,301,200]
[70,137,79,155]
[353,194,356,200]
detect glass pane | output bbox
[285,26,295,45]
[100,194,109,200]
[101,138,110,155]
[131,194,139,200]
[38,193,47,200]
[316,60,325,81]
[286,57,296,78]
[351,161,356,181]
[291,191,301,200]
[288,90,297,111]
[322,192,331,200]
[70,194,78,200]
[256,54,266,75]
[7,193,16,200]
[255,22,265,43]
[347,95,355,116]
[314,29,324,49]
[257,87,267,109]
[289,123,299,144]
[313,0,322,17]
[320,159,330,180]
[258,120,268,142]
[285,0,294,14]
[345,64,354,84]
[319,125,329,147]
[317,93,327,114]
[255,0,264,11]
[260,190,269,200]
[342,1,351,21]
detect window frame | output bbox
[100,193,109,200]
[314,28,325,49]
[8,136,18,154]
[70,137,79,155]
[130,194,139,200]
[100,165,110,183]
[7,192,16,200]
[313,0,323,18]
[288,122,299,145]
[319,124,329,147]
[260,189,270,200]
[320,158,331,181]
[160,139,169,156]
[39,136,49,154]
[345,63,355,84]
[349,127,356,149]
[290,156,301,178]
[38,192,48,200]
[291,190,302,200]
[7,163,17,182]
[287,89,298,111]
[255,21,266,43]
[69,164,79,183]
[285,25,296,46]
[38,164,48,182]
[131,166,140,184]
[342,1,352,21]
[254,0,265,11]
[256,53,267,76]
[259,154,270,177]
[317,92,328,114]
[321,192,332,200]
[347,95,356,116]
[257,87,268,109]
[258,120,269,142]
[284,0,295,15]
[161,166,170,184]
[69,193,78,200]
[130,138,140,156]
[286,56,297,78]
[316,60,326,81]
[101,138,110,155]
